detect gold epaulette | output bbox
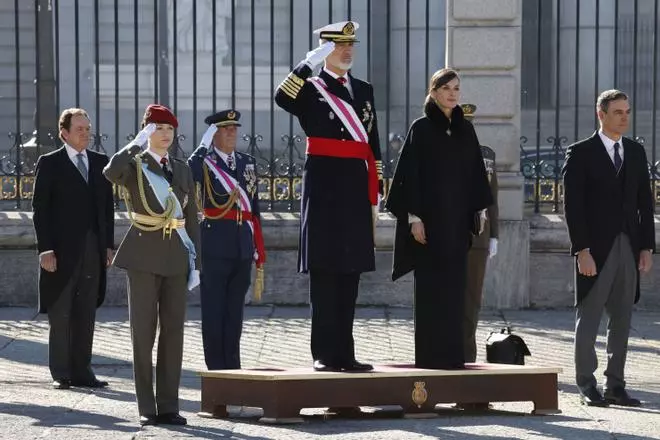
[278,73,304,99]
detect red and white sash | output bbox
[203,156,254,234]
[307,77,368,143]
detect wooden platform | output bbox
[198,363,562,424]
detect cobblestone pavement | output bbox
[0,306,659,439]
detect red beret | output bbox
[143,104,178,128]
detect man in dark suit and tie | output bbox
[32,107,114,390]
[562,90,655,407]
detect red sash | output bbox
[306,136,378,206]
[203,208,266,266]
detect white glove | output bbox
[187,269,200,291]
[199,125,217,150]
[488,238,498,258]
[132,123,157,147]
[304,41,335,69]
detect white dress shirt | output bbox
[214,147,236,169]
[323,67,354,99]
[146,148,170,170]
[598,129,624,165]
[64,143,88,171]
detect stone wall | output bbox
[2,212,659,310]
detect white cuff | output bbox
[39,250,54,257]
[408,214,421,224]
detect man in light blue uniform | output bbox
[188,110,265,370]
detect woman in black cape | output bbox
[385,68,493,369]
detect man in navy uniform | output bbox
[188,109,265,370]
[275,21,384,372]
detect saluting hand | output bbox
[577,249,597,277]
[411,221,426,245]
[132,123,157,147]
[304,41,335,68]
[199,125,217,150]
[39,252,57,273]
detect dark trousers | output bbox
[127,270,187,417]
[309,270,360,366]
[413,257,467,369]
[575,233,637,392]
[200,258,252,370]
[464,248,489,363]
[48,230,100,382]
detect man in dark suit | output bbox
[188,110,265,371]
[32,107,114,390]
[275,21,384,372]
[103,104,200,426]
[562,89,655,407]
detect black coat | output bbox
[562,132,655,305]
[32,147,115,313]
[385,103,493,280]
[275,63,383,274]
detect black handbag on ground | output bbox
[485,327,531,365]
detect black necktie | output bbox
[160,157,173,184]
[613,142,622,173]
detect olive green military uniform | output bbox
[103,144,200,417]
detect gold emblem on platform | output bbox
[244,164,257,197]
[411,381,428,408]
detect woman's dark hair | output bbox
[424,68,460,107]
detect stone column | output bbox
[446,0,529,308]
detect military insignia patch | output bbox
[244,164,257,197]
[343,21,355,35]
[362,101,374,133]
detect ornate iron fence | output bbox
[2,0,658,214]
[520,0,660,213]
[0,0,446,211]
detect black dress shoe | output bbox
[52,379,71,390]
[139,415,157,426]
[579,386,608,407]
[156,413,187,425]
[313,360,341,372]
[72,379,108,388]
[341,360,374,372]
[604,387,642,407]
